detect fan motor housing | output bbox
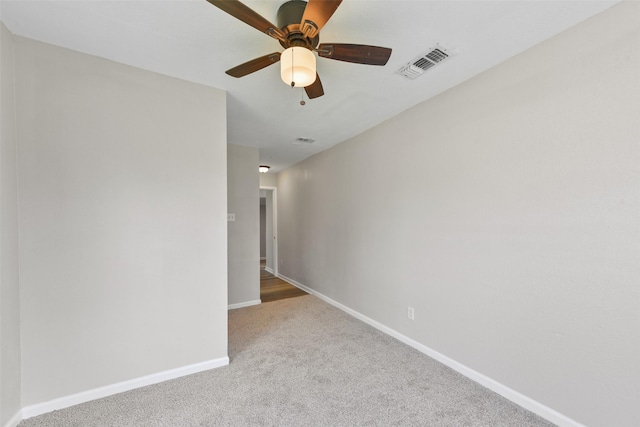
[277,0,319,49]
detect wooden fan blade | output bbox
[317,44,392,66]
[206,0,285,41]
[225,53,281,78]
[300,0,342,39]
[304,73,324,99]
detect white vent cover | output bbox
[398,44,454,80]
[293,137,316,145]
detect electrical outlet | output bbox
[408,307,415,320]
[227,213,235,221]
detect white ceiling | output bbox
[1,0,618,172]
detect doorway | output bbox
[259,186,277,276]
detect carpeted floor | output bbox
[20,295,554,426]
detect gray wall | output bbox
[276,3,640,426]
[227,144,260,306]
[15,36,228,406]
[0,21,21,427]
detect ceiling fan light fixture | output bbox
[280,47,316,88]
[259,165,271,173]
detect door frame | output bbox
[260,186,278,276]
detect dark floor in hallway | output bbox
[260,261,308,303]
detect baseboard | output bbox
[264,266,274,274]
[3,410,22,427]
[21,356,229,420]
[228,299,261,310]
[277,273,585,427]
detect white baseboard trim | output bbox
[277,273,584,427]
[3,410,22,427]
[21,356,229,420]
[228,299,261,310]
[264,266,274,274]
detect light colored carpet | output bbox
[20,295,554,426]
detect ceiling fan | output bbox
[206,0,392,100]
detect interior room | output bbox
[1,1,638,426]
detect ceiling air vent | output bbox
[293,137,316,145]
[398,44,454,80]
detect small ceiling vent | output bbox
[293,137,316,145]
[398,44,454,80]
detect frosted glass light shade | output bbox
[259,165,270,173]
[280,47,316,88]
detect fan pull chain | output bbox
[300,89,306,106]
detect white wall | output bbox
[259,173,277,188]
[0,21,21,427]
[227,144,259,306]
[276,3,640,426]
[15,37,228,407]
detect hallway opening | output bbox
[260,260,307,303]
